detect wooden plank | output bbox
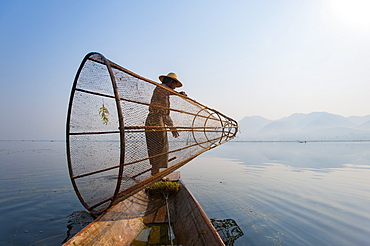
[63,191,149,246]
[142,197,167,224]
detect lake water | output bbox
[1,141,370,245]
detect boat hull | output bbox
[63,174,224,246]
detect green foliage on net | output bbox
[145,181,181,196]
[99,104,110,125]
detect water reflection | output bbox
[1,141,370,245]
[180,141,370,246]
[209,141,370,170]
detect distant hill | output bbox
[236,112,370,141]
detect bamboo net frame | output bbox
[66,52,238,213]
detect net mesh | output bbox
[66,52,238,213]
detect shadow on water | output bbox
[211,218,244,246]
[62,210,95,244]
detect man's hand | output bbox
[171,127,179,138]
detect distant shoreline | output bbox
[0,139,66,142]
[1,139,370,143]
[232,140,370,143]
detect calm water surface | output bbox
[1,141,370,245]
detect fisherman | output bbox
[145,72,187,175]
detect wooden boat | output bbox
[63,172,225,246]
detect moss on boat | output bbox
[145,181,181,196]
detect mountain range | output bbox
[236,112,370,141]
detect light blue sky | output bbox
[1,0,370,140]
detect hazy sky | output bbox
[1,0,370,140]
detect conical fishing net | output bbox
[66,52,238,213]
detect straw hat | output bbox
[159,72,183,88]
